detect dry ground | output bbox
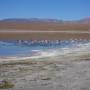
[0,32,90,40]
[0,55,90,90]
[0,22,90,39]
[0,22,90,31]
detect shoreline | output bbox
[0,40,90,63]
[0,51,90,63]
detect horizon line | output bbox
[0,17,90,21]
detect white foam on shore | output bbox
[0,42,90,62]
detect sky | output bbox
[0,0,90,20]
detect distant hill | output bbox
[78,17,90,23]
[0,18,90,30]
[0,18,63,23]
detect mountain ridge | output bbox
[0,17,90,30]
[0,17,90,23]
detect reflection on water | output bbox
[0,40,90,59]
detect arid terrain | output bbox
[0,31,90,40]
[0,18,90,39]
[1,54,90,90]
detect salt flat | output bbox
[0,29,90,34]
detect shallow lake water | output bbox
[0,40,90,59]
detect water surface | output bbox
[0,40,90,59]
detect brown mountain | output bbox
[0,18,90,31]
[0,18,90,40]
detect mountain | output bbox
[0,17,90,39]
[0,18,63,23]
[0,17,90,30]
[78,17,90,23]
[1,17,90,23]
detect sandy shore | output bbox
[0,48,90,63]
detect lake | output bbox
[0,40,90,59]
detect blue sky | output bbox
[0,0,90,20]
